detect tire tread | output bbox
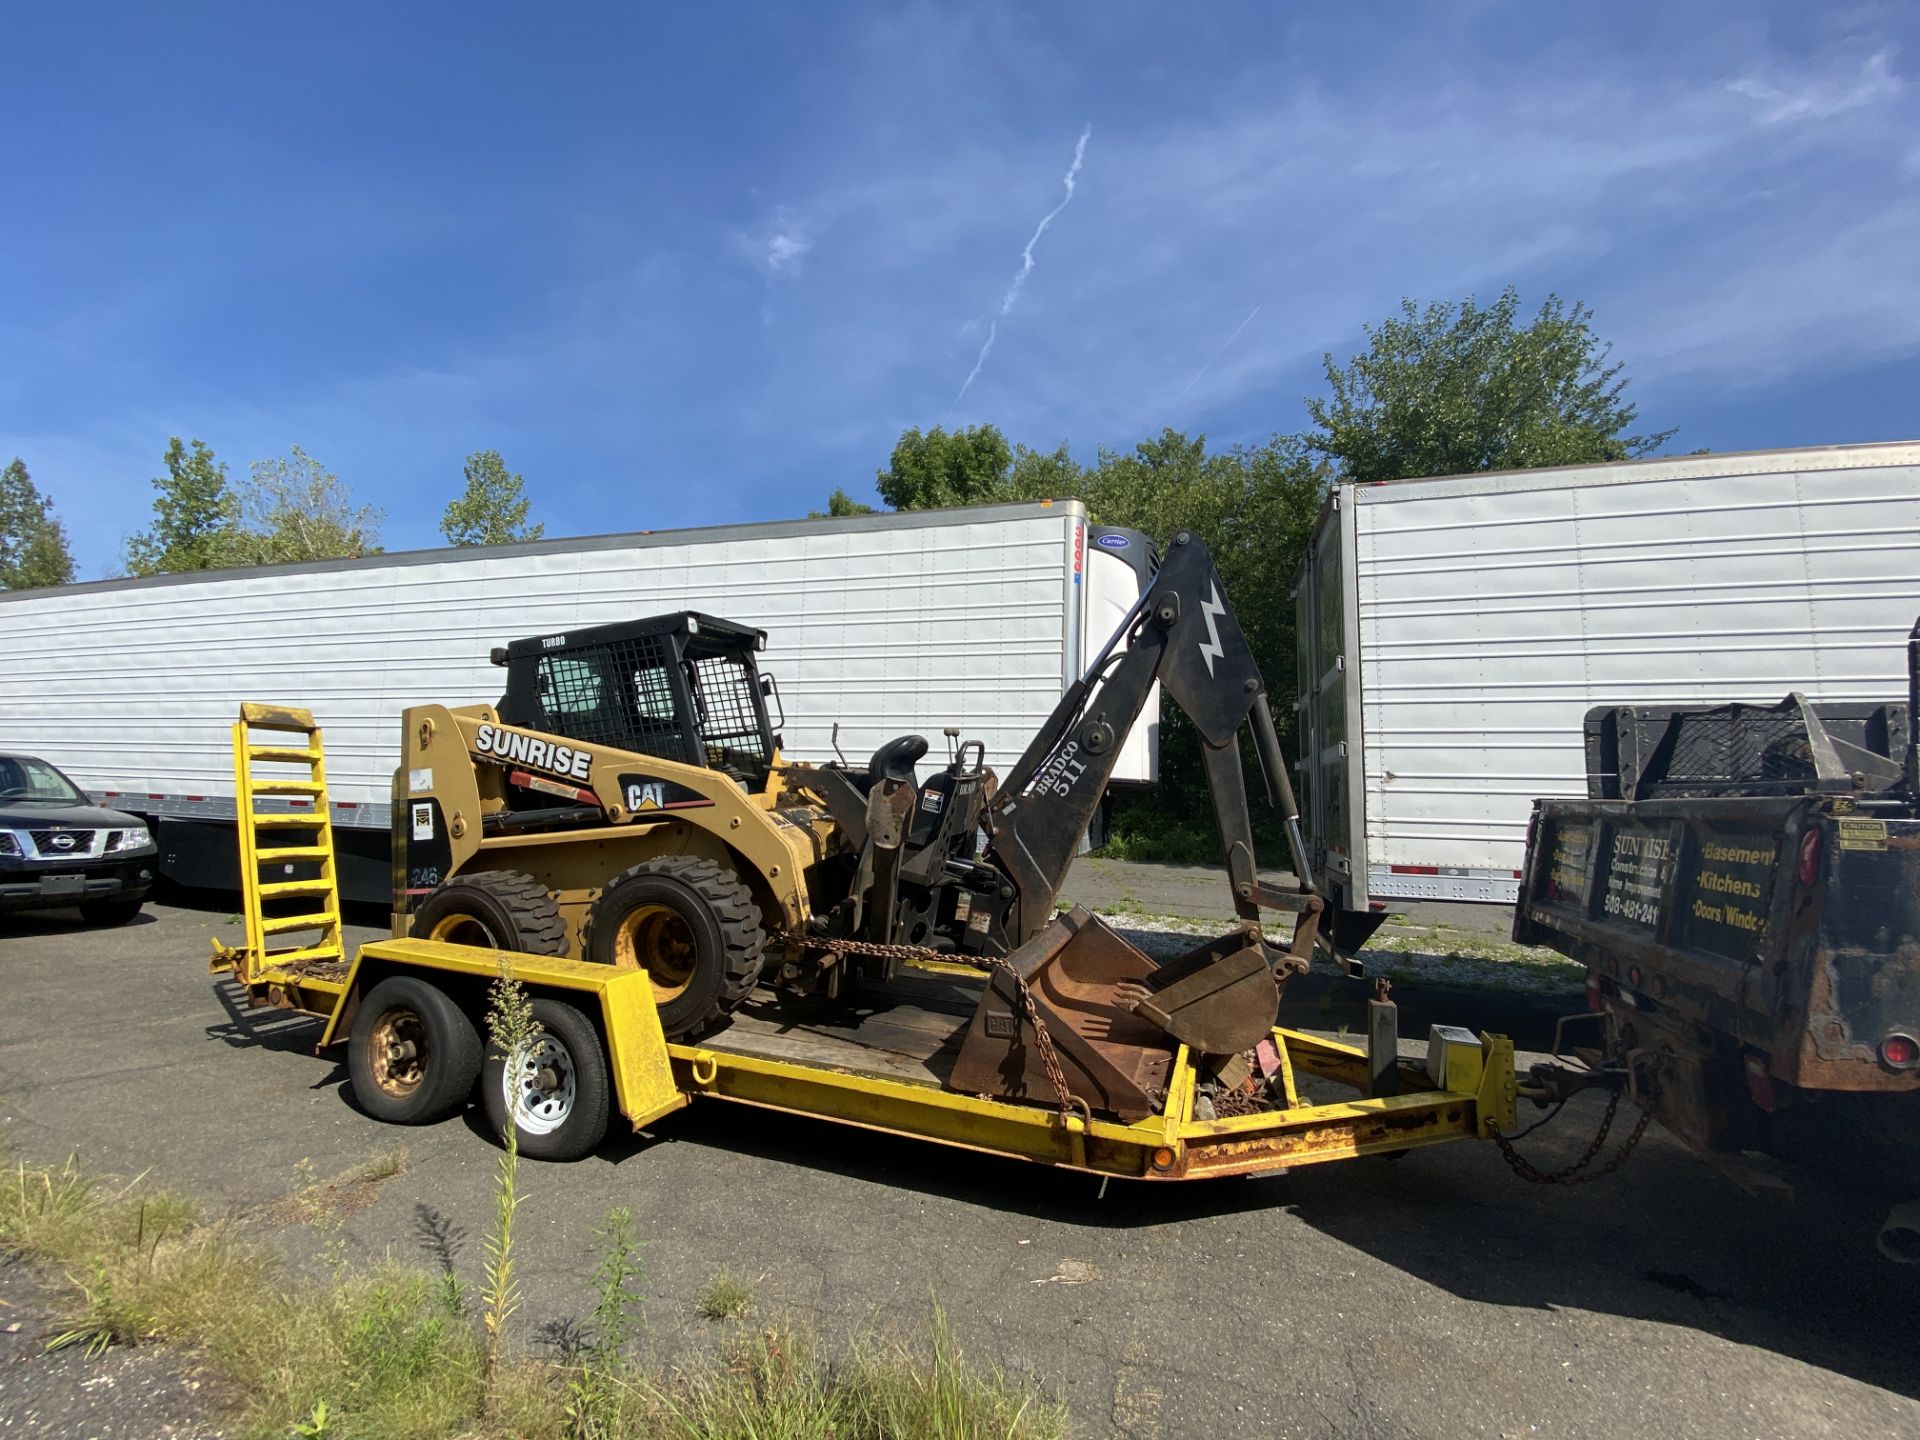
[413,869,567,955]
[582,856,766,1038]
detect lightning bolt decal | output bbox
[1198,582,1226,676]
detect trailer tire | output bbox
[582,857,765,1040]
[481,997,611,1162]
[411,871,567,955]
[348,975,483,1125]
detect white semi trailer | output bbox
[0,501,1156,904]
[1292,440,1920,943]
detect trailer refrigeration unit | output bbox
[0,502,1157,905]
[1292,440,1920,944]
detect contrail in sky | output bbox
[1172,303,1263,407]
[950,124,1093,413]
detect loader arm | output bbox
[984,530,1321,952]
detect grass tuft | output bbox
[695,1269,755,1322]
[0,1140,1064,1440]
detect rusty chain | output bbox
[1489,1087,1654,1186]
[774,929,1093,1129]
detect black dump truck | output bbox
[1514,623,1920,1261]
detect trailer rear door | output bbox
[1294,492,1367,911]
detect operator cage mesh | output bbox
[533,633,769,777]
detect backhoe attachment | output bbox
[951,530,1332,1118]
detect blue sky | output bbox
[3,3,1916,579]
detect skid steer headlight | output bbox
[104,827,154,854]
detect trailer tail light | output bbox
[1798,829,1822,888]
[1882,1033,1919,1072]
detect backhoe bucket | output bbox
[949,907,1282,1122]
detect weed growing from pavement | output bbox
[293,1156,350,1281]
[567,1206,646,1439]
[695,1268,754,1321]
[481,957,539,1395]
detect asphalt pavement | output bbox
[2,894,1916,1439]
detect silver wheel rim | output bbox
[504,1035,576,1136]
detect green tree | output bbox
[234,447,383,564]
[125,437,243,576]
[809,487,878,518]
[859,425,1084,514]
[0,458,75,590]
[862,421,1328,859]
[441,450,545,547]
[876,425,1017,509]
[1306,289,1675,482]
[1072,431,1327,854]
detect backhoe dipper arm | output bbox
[985,531,1319,947]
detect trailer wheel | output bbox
[582,857,765,1039]
[348,975,483,1125]
[411,871,567,954]
[481,997,611,1162]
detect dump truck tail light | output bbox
[1881,1033,1918,1071]
[1798,829,1822,888]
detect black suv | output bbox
[0,753,155,926]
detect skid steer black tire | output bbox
[411,870,567,955]
[348,975,483,1125]
[582,856,766,1040]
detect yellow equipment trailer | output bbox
[213,528,1531,1185]
[212,709,1515,1176]
[216,926,1517,1179]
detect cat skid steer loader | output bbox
[398,531,1332,1122]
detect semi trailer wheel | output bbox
[348,975,483,1125]
[582,857,765,1040]
[481,997,611,1161]
[410,870,567,954]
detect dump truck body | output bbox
[1514,672,1920,1171]
[1517,793,1920,1148]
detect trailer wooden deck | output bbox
[706,972,976,1088]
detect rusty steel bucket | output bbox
[948,906,1283,1121]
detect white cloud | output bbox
[764,225,812,275]
[739,208,813,277]
[1727,45,1902,124]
